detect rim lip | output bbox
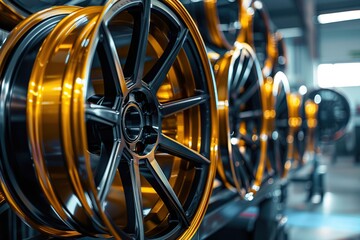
[216,42,265,198]
[247,0,277,78]
[203,0,243,50]
[0,7,80,237]
[272,71,290,177]
[32,0,217,238]
[0,0,26,31]
[27,6,110,236]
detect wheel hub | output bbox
[121,89,159,155]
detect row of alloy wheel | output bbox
[0,0,351,239]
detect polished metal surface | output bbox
[0,7,81,237]
[214,42,267,198]
[0,0,219,238]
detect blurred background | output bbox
[262,0,360,239]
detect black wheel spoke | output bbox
[97,141,124,202]
[237,109,262,121]
[231,49,245,90]
[234,54,254,91]
[140,158,190,227]
[146,29,189,94]
[123,0,151,85]
[159,93,208,118]
[118,155,144,239]
[235,81,259,106]
[98,25,128,96]
[233,146,255,181]
[86,103,120,126]
[239,133,258,148]
[158,134,210,165]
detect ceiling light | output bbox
[318,10,360,24]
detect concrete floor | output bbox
[286,154,360,240]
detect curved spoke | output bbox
[158,134,210,166]
[233,146,255,181]
[239,132,259,149]
[98,141,124,202]
[86,103,120,126]
[234,54,254,91]
[98,25,128,96]
[119,155,144,239]
[230,49,245,90]
[235,81,259,106]
[140,158,190,227]
[146,29,189,94]
[123,0,151,85]
[159,93,208,118]
[237,109,262,121]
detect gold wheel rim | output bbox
[0,7,81,237]
[215,43,268,198]
[27,0,218,238]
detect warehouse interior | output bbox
[0,0,359,239]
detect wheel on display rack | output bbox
[24,0,218,239]
[0,7,85,237]
[267,71,290,178]
[215,42,269,199]
[180,0,251,51]
[306,88,350,143]
[245,0,277,78]
[0,0,107,31]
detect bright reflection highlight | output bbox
[317,63,360,88]
[318,10,360,24]
[299,85,307,95]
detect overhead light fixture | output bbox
[318,10,360,24]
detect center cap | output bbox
[122,103,144,142]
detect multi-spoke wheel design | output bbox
[0,7,83,237]
[26,0,217,239]
[0,0,107,31]
[267,72,290,178]
[215,43,268,199]
[306,88,350,143]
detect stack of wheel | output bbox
[181,0,292,197]
[0,0,219,238]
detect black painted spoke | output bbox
[86,103,120,126]
[237,109,262,121]
[98,25,127,96]
[233,145,255,181]
[97,141,124,202]
[235,81,259,106]
[231,49,245,90]
[140,158,189,227]
[159,93,208,118]
[145,29,189,94]
[119,155,144,239]
[239,132,258,148]
[158,133,210,165]
[234,54,254,91]
[123,0,150,85]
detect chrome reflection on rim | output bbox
[27,0,218,238]
[215,42,267,199]
[0,7,81,237]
